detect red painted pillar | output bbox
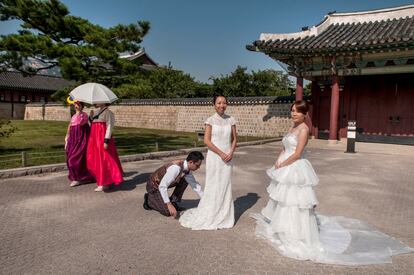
[310,81,319,138]
[296,77,303,101]
[329,75,340,142]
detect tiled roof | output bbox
[120,49,158,66]
[0,71,74,92]
[248,5,414,55]
[28,96,310,106]
[119,96,301,105]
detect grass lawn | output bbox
[0,120,264,169]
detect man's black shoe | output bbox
[172,202,186,212]
[143,193,152,210]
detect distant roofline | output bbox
[3,70,67,79]
[260,4,414,41]
[119,48,158,66]
[26,95,308,106]
[119,49,146,59]
[0,71,74,93]
[328,4,414,17]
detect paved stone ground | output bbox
[0,141,413,274]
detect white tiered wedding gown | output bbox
[251,132,413,265]
[179,113,235,230]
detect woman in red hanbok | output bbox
[86,104,123,192]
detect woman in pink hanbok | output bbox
[65,101,94,187]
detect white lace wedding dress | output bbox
[251,131,413,265]
[180,113,235,230]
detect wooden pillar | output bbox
[310,81,319,138]
[329,75,340,143]
[10,91,14,118]
[296,77,303,101]
[339,77,350,139]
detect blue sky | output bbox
[1,0,414,82]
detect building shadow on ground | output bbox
[123,171,140,177]
[179,199,200,209]
[235,192,260,224]
[113,172,152,191]
[175,193,260,223]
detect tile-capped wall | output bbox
[24,99,293,137]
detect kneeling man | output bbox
[143,151,204,218]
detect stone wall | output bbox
[24,97,295,137]
[24,105,44,120]
[43,104,71,121]
[174,104,292,136]
[109,105,178,130]
[24,103,71,121]
[0,103,25,119]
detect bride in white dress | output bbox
[251,100,413,265]
[180,95,237,230]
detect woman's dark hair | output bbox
[94,103,110,108]
[291,100,309,115]
[74,101,84,108]
[213,94,227,104]
[186,151,204,162]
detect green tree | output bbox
[148,67,198,98]
[0,0,150,85]
[112,66,294,100]
[251,69,292,96]
[194,82,214,98]
[211,66,293,97]
[113,67,205,99]
[210,66,252,97]
[112,69,156,99]
[303,82,312,96]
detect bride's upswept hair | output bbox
[291,100,309,115]
[213,94,227,104]
[213,89,227,104]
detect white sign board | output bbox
[347,132,356,139]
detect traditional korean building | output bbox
[120,48,158,70]
[0,49,159,119]
[0,71,73,119]
[247,4,414,145]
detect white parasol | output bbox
[69,83,118,104]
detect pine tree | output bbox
[0,0,150,85]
